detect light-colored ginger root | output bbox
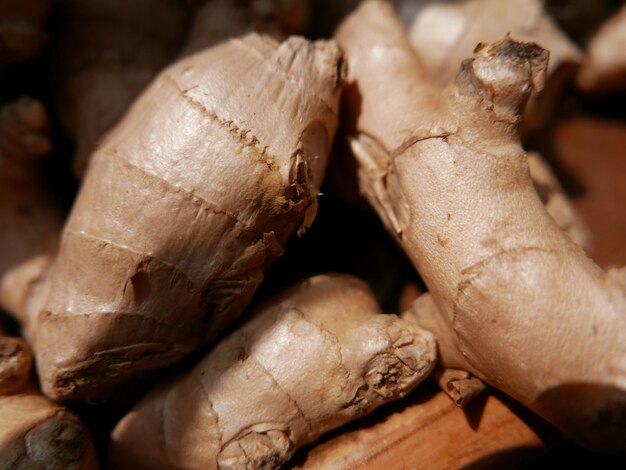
[577,3,626,94]
[0,325,98,469]
[337,1,626,453]
[0,0,51,65]
[32,33,343,402]
[109,274,436,470]
[51,0,189,177]
[408,0,582,135]
[0,98,63,329]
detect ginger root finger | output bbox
[34,33,343,402]
[109,274,436,470]
[0,0,51,65]
[337,1,626,453]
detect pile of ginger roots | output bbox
[1,0,625,468]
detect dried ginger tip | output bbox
[110,274,436,470]
[35,33,344,402]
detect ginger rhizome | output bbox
[577,3,626,94]
[109,274,436,470]
[0,0,51,65]
[31,33,343,402]
[336,1,626,453]
[0,324,97,469]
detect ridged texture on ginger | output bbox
[337,1,626,454]
[35,33,343,402]
[109,274,435,470]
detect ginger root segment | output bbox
[337,1,626,453]
[0,0,51,65]
[35,34,344,402]
[0,329,97,469]
[0,98,63,329]
[109,274,435,470]
[578,3,626,94]
[408,0,582,135]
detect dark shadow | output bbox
[463,388,489,431]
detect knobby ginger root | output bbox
[33,33,343,402]
[577,3,626,94]
[337,1,626,453]
[109,274,436,470]
[0,98,63,328]
[408,0,582,135]
[0,326,97,469]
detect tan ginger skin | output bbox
[336,1,626,453]
[0,324,97,469]
[29,33,344,402]
[109,274,436,470]
[578,3,626,94]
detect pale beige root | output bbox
[336,1,626,453]
[35,34,344,402]
[0,98,63,329]
[183,0,311,56]
[408,0,582,135]
[0,0,51,65]
[109,274,436,470]
[0,391,98,469]
[51,0,189,178]
[527,152,591,250]
[577,4,626,94]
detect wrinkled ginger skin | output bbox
[337,1,626,453]
[577,3,626,94]
[109,274,436,470]
[35,34,344,402]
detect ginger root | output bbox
[32,33,343,402]
[0,324,97,469]
[577,3,626,94]
[337,1,626,453]
[0,0,51,65]
[109,274,436,469]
